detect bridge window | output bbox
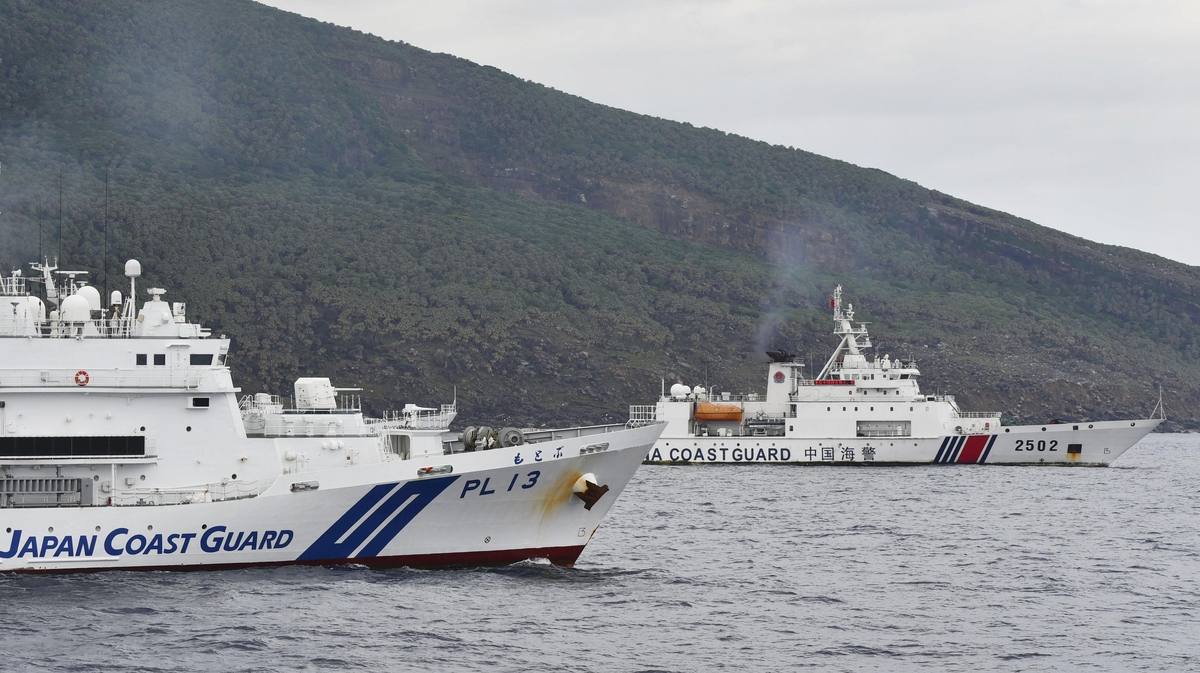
[190,354,213,365]
[153,354,166,366]
[190,397,210,408]
[0,436,146,458]
[136,354,147,365]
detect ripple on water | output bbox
[3,435,1199,672]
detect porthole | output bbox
[1041,427,1046,432]
[1005,428,1010,433]
[186,426,192,432]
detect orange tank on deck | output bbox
[694,402,743,422]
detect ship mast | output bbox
[816,285,873,380]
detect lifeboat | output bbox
[695,402,743,422]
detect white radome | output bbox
[633,285,1161,466]
[0,257,664,573]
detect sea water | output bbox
[2,434,1197,672]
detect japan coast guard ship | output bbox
[0,259,664,573]
[633,286,1160,466]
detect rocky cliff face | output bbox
[320,43,1199,430]
[1,0,1196,430]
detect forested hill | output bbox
[1,0,1197,430]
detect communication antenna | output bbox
[104,165,110,313]
[58,168,64,265]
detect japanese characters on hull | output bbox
[0,258,665,573]
[633,286,1161,466]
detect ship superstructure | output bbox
[0,259,664,572]
[633,286,1159,465]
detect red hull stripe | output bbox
[7,544,588,575]
[957,435,990,463]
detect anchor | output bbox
[572,473,610,510]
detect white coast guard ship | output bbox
[634,286,1160,466]
[0,259,664,573]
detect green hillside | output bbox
[1,0,1196,429]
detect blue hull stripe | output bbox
[948,436,965,463]
[978,435,998,464]
[298,476,459,561]
[933,437,951,463]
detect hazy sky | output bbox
[263,0,1200,266]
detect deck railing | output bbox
[628,405,657,427]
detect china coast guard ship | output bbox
[634,286,1160,466]
[0,259,664,573]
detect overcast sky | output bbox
[263,0,1200,266]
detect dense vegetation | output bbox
[1,0,1197,429]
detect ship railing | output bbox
[856,429,912,438]
[661,393,775,403]
[374,404,458,430]
[0,276,27,296]
[446,422,649,452]
[628,405,658,427]
[282,394,361,413]
[239,393,284,412]
[1,477,84,508]
[0,318,211,339]
[954,411,1003,419]
[0,368,201,389]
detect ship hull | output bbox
[0,423,662,573]
[644,419,1160,467]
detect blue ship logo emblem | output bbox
[298,476,459,561]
